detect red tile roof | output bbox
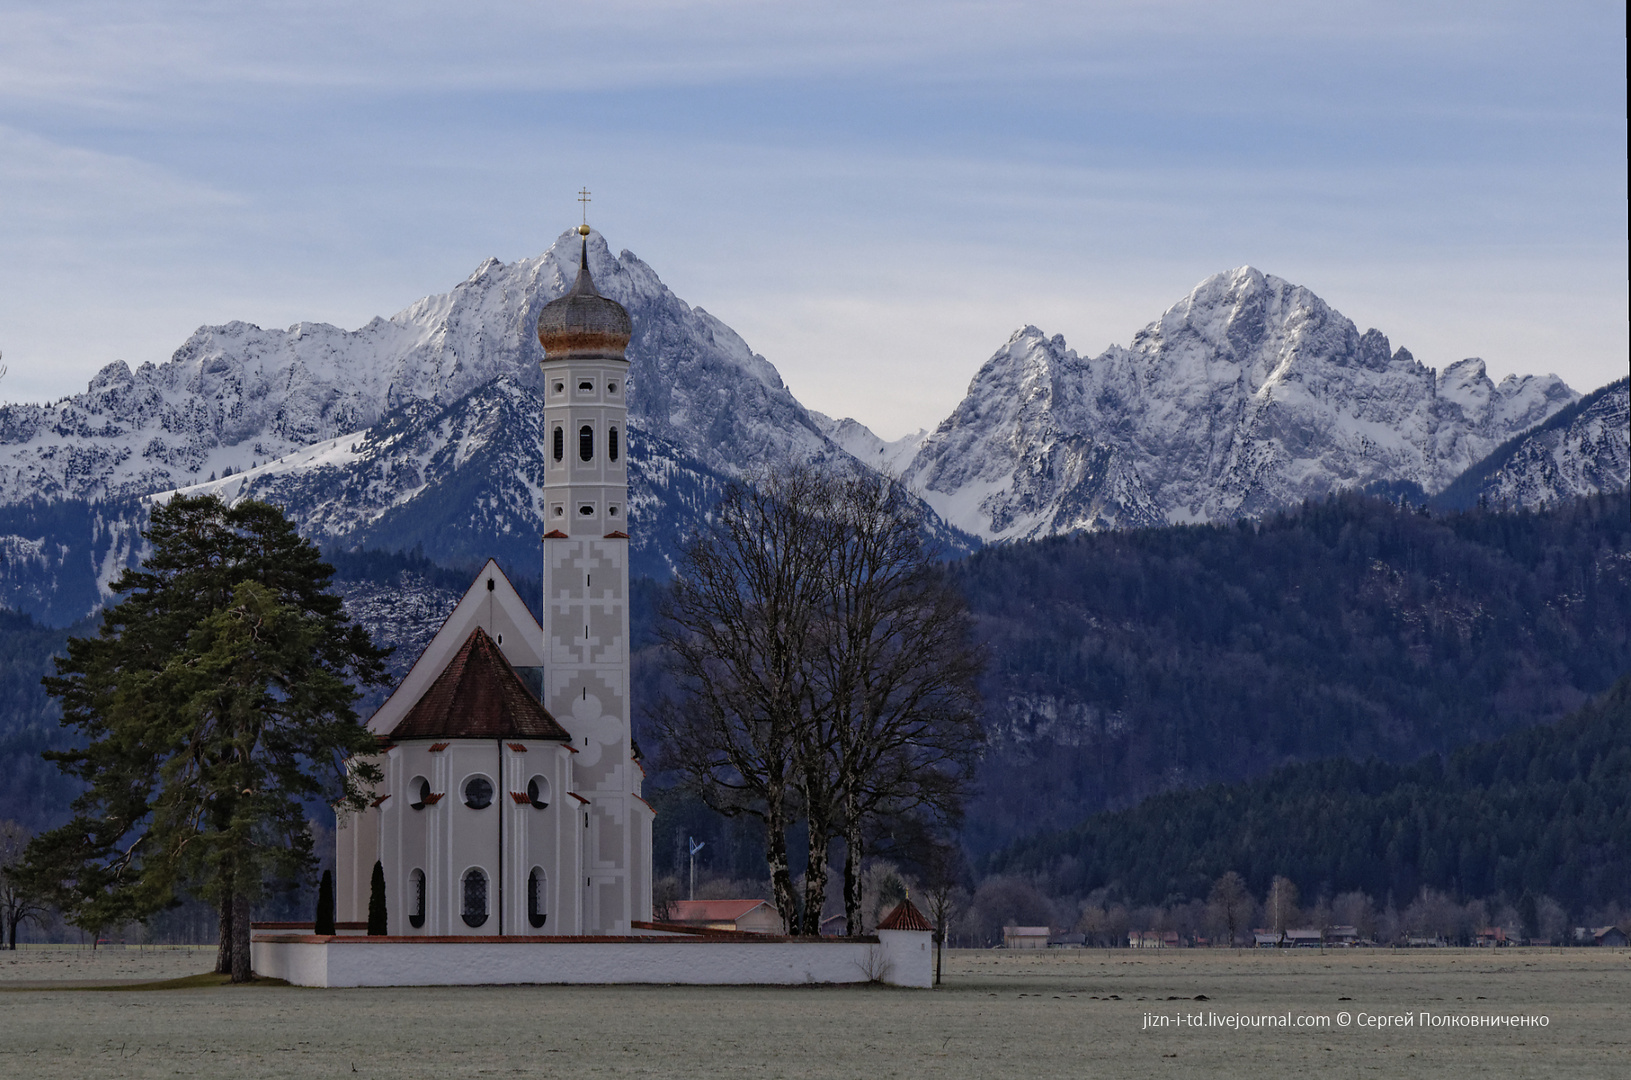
[509,791,531,804]
[389,627,572,742]
[604,530,629,539]
[667,899,774,923]
[877,898,933,932]
[507,743,528,752]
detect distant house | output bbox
[1252,928,1339,947]
[1574,925,1629,947]
[1325,925,1362,946]
[664,899,784,934]
[1474,927,1509,947]
[1048,932,1086,948]
[820,913,849,937]
[1004,926,1052,949]
[1405,935,1448,948]
[1128,930,1181,948]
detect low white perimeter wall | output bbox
[253,930,932,989]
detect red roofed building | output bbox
[665,899,785,935]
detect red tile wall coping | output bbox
[252,932,884,945]
[253,921,368,931]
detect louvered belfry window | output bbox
[409,868,426,929]
[608,426,620,462]
[579,425,594,462]
[462,869,488,927]
[552,426,564,462]
[528,868,547,929]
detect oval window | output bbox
[409,868,426,929]
[528,867,548,929]
[552,426,563,462]
[578,379,593,391]
[463,775,493,809]
[579,425,593,462]
[552,381,564,394]
[410,776,430,810]
[607,381,619,394]
[608,426,620,462]
[526,776,551,810]
[461,869,489,928]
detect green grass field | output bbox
[2,946,1626,1078]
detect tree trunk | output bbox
[215,887,233,974]
[843,809,864,935]
[764,788,798,934]
[799,810,831,936]
[230,888,252,982]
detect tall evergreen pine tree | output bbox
[26,495,389,981]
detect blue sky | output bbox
[1,1,1624,438]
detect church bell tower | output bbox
[535,220,652,933]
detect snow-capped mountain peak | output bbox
[904,267,1579,540]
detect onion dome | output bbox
[536,227,632,360]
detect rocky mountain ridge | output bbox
[889,268,1581,540]
[1,245,1618,627]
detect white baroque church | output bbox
[335,224,654,936]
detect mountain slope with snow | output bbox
[0,230,837,508]
[1430,378,1629,512]
[903,268,1580,540]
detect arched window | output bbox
[461,869,488,927]
[463,775,493,809]
[526,776,551,809]
[409,776,430,810]
[608,426,620,462]
[579,425,594,462]
[552,426,564,462]
[528,868,547,929]
[409,868,426,929]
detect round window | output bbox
[463,775,493,809]
[526,776,551,809]
[410,776,430,810]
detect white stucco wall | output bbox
[252,931,933,989]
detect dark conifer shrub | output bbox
[367,861,387,936]
[315,869,336,935]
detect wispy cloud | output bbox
[0,1,1623,433]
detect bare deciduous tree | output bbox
[658,465,984,935]
[1208,870,1250,947]
[0,821,50,949]
[657,469,833,930]
[1266,875,1300,945]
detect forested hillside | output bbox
[956,491,1631,854]
[985,675,1631,914]
[0,610,86,828]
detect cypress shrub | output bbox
[367,861,388,936]
[315,869,336,935]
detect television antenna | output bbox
[688,836,706,901]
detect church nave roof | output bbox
[389,626,571,742]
